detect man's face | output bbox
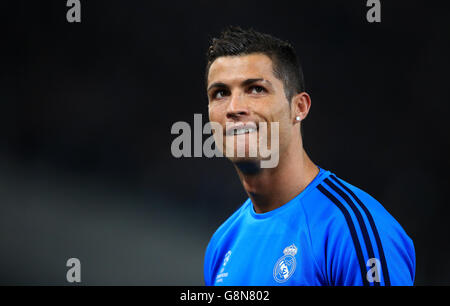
[207,53,293,164]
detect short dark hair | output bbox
[205,26,305,103]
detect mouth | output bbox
[225,122,258,136]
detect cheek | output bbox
[208,104,224,123]
[270,106,292,144]
[267,102,290,128]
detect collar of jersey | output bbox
[248,166,330,220]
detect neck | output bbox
[234,141,319,214]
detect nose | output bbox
[226,93,250,120]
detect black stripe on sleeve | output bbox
[324,177,380,286]
[329,174,391,286]
[317,184,370,286]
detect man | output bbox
[203,26,415,286]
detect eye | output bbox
[212,89,228,100]
[249,85,266,94]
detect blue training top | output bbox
[204,167,415,286]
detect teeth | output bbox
[234,128,256,135]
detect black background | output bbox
[1,0,449,285]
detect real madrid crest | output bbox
[273,244,297,283]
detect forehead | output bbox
[207,53,277,86]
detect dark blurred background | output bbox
[1,0,449,285]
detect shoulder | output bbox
[204,198,250,261]
[208,199,250,245]
[203,199,250,285]
[302,172,411,241]
[317,173,414,249]
[301,172,415,285]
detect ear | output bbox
[290,92,312,124]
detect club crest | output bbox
[273,244,297,283]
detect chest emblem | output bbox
[273,244,298,283]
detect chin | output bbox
[229,157,262,175]
[228,155,261,164]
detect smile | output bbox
[225,122,258,136]
[232,127,257,136]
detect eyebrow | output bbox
[207,78,273,92]
[207,82,227,92]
